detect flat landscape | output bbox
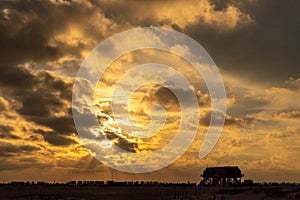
[0,182,299,200]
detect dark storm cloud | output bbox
[184,0,300,84]
[0,0,122,144]
[34,129,76,146]
[0,125,13,133]
[155,87,179,110]
[0,125,20,139]
[115,138,138,153]
[18,91,64,117]
[0,0,298,182]
[0,1,62,65]
[102,129,139,153]
[0,63,75,135]
[0,0,113,66]
[32,116,76,134]
[16,70,73,118]
[43,132,76,146]
[0,142,40,157]
[0,65,36,89]
[151,86,210,111]
[0,65,72,96]
[94,0,300,84]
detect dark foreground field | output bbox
[0,182,299,200]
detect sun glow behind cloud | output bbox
[0,0,299,182]
[94,51,185,153]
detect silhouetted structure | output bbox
[1,180,300,199]
[200,166,244,187]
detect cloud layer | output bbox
[0,0,299,182]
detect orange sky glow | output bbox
[0,0,299,183]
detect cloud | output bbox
[0,65,36,90]
[0,0,299,182]
[94,0,252,29]
[0,63,75,135]
[285,78,300,90]
[277,110,300,119]
[32,116,75,134]
[200,109,244,127]
[0,97,9,111]
[268,127,300,139]
[0,125,20,139]
[42,131,76,146]
[224,75,300,120]
[185,0,300,84]
[95,111,139,152]
[0,142,40,157]
[0,0,125,65]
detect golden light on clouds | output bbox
[93,50,196,154]
[0,0,299,183]
[97,0,253,29]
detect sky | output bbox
[0,0,299,183]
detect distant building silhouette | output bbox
[1,179,300,199]
[200,166,244,187]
